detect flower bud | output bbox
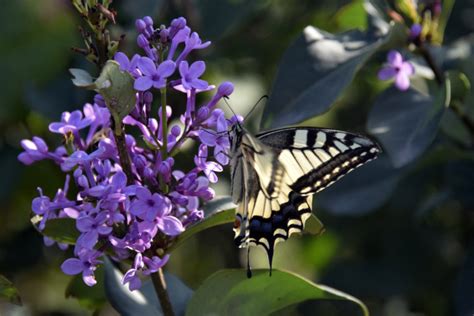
[143,91,153,104]
[218,82,234,97]
[135,19,147,33]
[94,94,106,107]
[197,107,209,121]
[143,16,153,27]
[137,34,149,49]
[171,125,181,137]
[33,137,48,153]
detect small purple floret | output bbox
[378,50,415,91]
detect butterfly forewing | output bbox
[257,127,380,195]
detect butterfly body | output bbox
[228,124,380,273]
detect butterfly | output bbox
[228,123,380,276]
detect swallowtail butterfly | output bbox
[228,123,380,275]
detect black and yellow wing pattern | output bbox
[229,125,380,274]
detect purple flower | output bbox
[194,145,223,183]
[199,109,231,165]
[49,110,92,135]
[18,137,50,165]
[76,212,113,249]
[109,222,154,253]
[134,57,176,91]
[378,50,415,91]
[179,61,208,90]
[409,24,422,40]
[143,254,170,275]
[114,52,140,74]
[61,250,102,286]
[32,178,76,230]
[176,32,211,65]
[130,187,184,235]
[62,146,105,171]
[130,187,167,221]
[123,253,145,291]
[83,102,111,145]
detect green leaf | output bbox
[0,275,21,305]
[367,79,451,167]
[104,258,193,316]
[305,214,325,235]
[335,0,368,31]
[186,269,369,316]
[262,25,388,129]
[447,70,471,102]
[94,60,136,120]
[35,217,79,245]
[66,266,106,311]
[436,0,455,44]
[69,68,95,88]
[168,197,236,252]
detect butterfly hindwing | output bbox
[232,131,313,271]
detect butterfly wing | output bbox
[230,126,380,273]
[257,127,380,195]
[232,132,313,272]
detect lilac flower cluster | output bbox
[19,16,239,290]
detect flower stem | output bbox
[112,114,135,185]
[417,42,474,139]
[160,86,169,193]
[417,43,444,85]
[450,102,474,140]
[151,268,175,316]
[161,87,168,160]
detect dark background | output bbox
[0,0,473,315]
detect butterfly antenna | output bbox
[246,247,252,278]
[244,95,268,121]
[223,97,238,118]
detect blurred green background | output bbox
[1,0,474,315]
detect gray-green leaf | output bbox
[186,269,369,316]
[367,80,451,168]
[69,68,95,88]
[0,275,21,305]
[104,258,193,316]
[262,25,388,129]
[94,60,137,120]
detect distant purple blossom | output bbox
[409,24,422,41]
[378,50,415,91]
[19,16,239,290]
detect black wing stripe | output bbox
[291,147,378,194]
[306,129,317,147]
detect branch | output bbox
[418,42,474,139]
[151,269,175,316]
